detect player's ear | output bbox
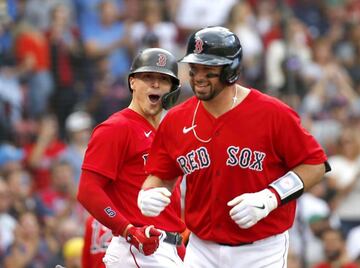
[129,76,136,92]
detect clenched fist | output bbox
[227,189,278,229]
[126,225,162,255]
[137,187,172,217]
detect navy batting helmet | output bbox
[180,26,242,84]
[128,48,181,110]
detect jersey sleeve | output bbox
[146,115,183,180]
[82,121,129,180]
[274,104,327,169]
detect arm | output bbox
[292,163,326,191]
[142,174,178,191]
[77,170,131,237]
[138,175,178,217]
[27,116,58,168]
[77,170,162,255]
[228,162,328,229]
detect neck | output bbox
[145,114,162,128]
[202,84,248,117]
[128,102,162,128]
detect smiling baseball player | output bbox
[137,27,331,268]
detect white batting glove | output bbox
[137,187,172,217]
[227,189,278,229]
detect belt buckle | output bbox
[165,231,182,246]
[174,233,181,245]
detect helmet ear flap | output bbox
[161,85,181,110]
[220,56,241,84]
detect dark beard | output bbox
[191,83,224,102]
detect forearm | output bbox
[77,170,130,236]
[292,163,326,191]
[142,174,177,192]
[228,163,327,229]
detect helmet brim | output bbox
[179,53,232,66]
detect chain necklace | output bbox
[191,87,239,143]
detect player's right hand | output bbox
[126,225,162,256]
[137,187,172,217]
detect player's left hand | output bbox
[137,187,172,217]
[227,189,278,229]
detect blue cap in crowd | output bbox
[0,144,24,167]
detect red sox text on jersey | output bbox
[176,146,266,175]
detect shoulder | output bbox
[250,89,299,118]
[251,89,291,110]
[92,110,131,138]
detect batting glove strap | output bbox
[269,171,304,205]
[126,225,161,256]
[228,189,278,229]
[137,187,172,217]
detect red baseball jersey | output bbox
[82,108,185,232]
[146,89,327,244]
[82,216,112,268]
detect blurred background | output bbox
[0,0,360,267]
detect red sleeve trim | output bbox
[268,187,281,206]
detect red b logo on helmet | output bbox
[194,38,204,54]
[156,54,167,67]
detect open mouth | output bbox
[148,94,161,104]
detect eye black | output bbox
[206,73,220,78]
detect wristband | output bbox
[269,171,304,204]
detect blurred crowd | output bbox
[0,0,360,267]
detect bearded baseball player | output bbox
[77,48,186,268]
[137,27,331,268]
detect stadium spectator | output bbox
[0,177,17,262]
[13,22,54,118]
[59,111,94,184]
[45,4,82,137]
[83,0,132,80]
[3,211,53,268]
[313,227,358,268]
[23,115,66,191]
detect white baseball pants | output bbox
[184,231,289,268]
[103,235,184,268]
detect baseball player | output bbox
[77,48,186,267]
[137,27,331,268]
[82,215,112,268]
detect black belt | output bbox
[164,231,183,246]
[217,241,253,247]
